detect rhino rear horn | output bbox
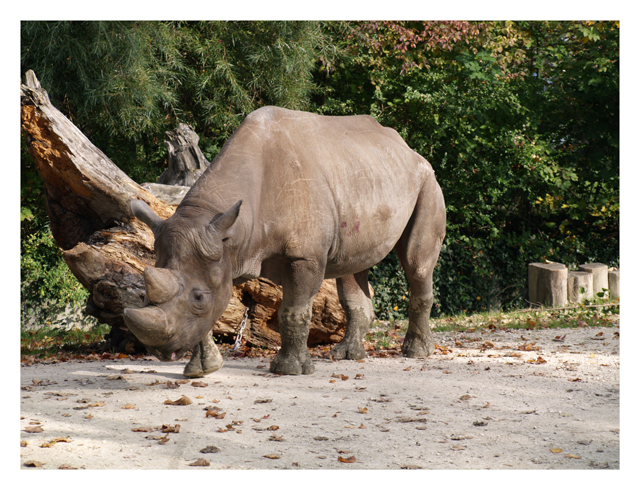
[210,200,242,236]
[144,267,181,305]
[131,200,164,235]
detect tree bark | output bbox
[608,270,620,299]
[528,262,568,307]
[567,271,592,304]
[20,70,347,350]
[158,123,208,186]
[578,263,609,299]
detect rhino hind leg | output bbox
[394,185,446,359]
[330,270,373,360]
[183,330,224,378]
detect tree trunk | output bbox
[528,262,568,307]
[20,70,347,350]
[608,270,620,299]
[567,271,593,304]
[158,123,209,186]
[578,263,609,299]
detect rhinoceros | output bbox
[123,106,446,376]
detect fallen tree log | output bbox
[20,70,347,351]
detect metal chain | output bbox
[232,307,249,351]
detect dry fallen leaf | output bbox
[132,427,155,432]
[550,448,563,453]
[263,454,280,459]
[269,434,284,441]
[161,424,181,433]
[191,381,208,388]
[357,407,368,414]
[519,343,537,351]
[206,410,226,419]
[528,356,547,364]
[564,454,582,459]
[24,426,44,433]
[267,425,280,431]
[403,366,412,371]
[122,403,136,409]
[200,445,220,454]
[355,373,365,380]
[164,395,193,406]
[24,460,44,467]
[188,458,210,467]
[338,455,357,463]
[452,445,465,451]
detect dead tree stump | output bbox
[158,123,209,186]
[578,263,609,299]
[528,262,568,307]
[608,270,620,299]
[20,70,348,351]
[567,271,593,304]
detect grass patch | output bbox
[366,299,619,351]
[21,324,110,360]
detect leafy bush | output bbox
[20,225,89,325]
[318,21,618,317]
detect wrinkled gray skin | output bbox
[123,106,446,376]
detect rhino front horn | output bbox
[123,306,171,347]
[144,267,180,305]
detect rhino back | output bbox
[180,107,437,279]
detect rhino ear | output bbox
[131,200,164,235]
[209,200,242,238]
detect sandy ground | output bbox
[20,325,620,471]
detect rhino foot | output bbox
[183,336,224,378]
[330,340,366,360]
[270,351,315,375]
[401,333,435,358]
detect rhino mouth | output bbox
[146,345,188,362]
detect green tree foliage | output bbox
[21,21,619,322]
[20,21,336,323]
[316,21,618,317]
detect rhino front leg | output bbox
[331,270,373,360]
[183,330,224,378]
[270,302,315,375]
[270,261,323,375]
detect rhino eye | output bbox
[190,290,210,312]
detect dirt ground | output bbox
[20,325,620,472]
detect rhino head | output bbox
[123,199,241,361]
